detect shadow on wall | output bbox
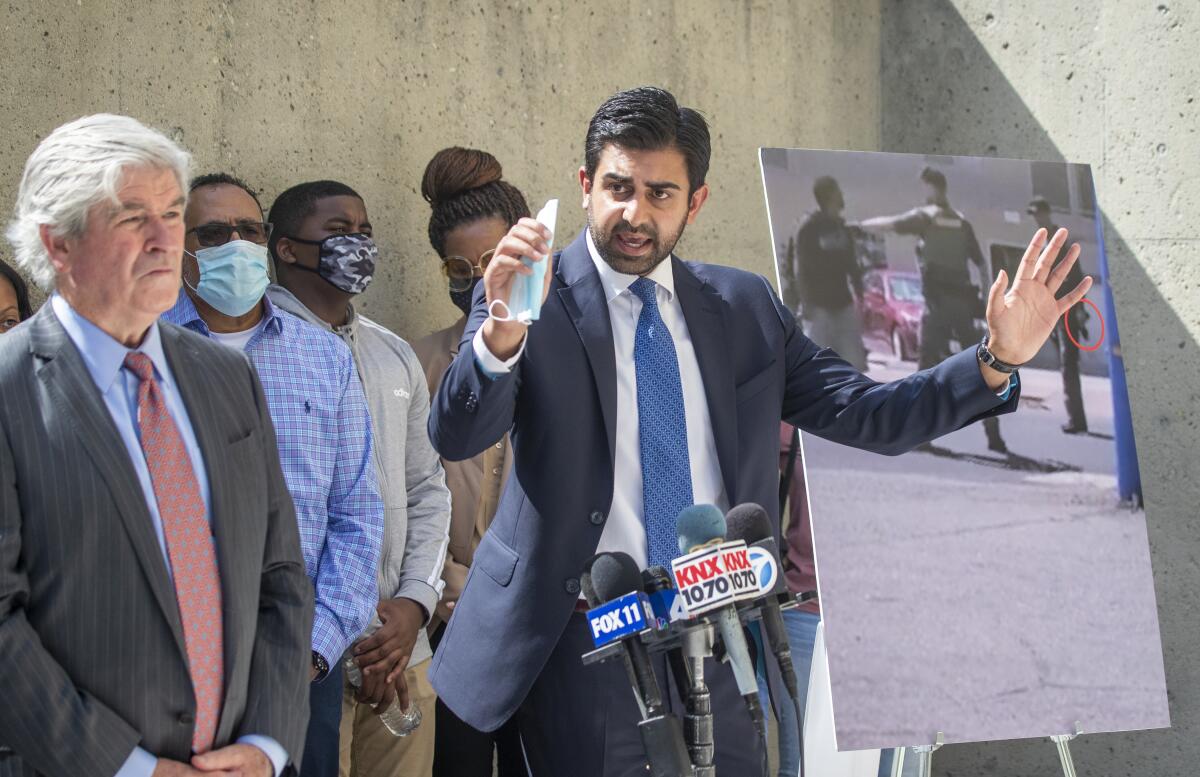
[880,1,1198,776]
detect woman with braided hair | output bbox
[411,147,529,777]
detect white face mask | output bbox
[184,240,270,317]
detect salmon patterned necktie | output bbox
[123,351,224,753]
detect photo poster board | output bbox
[758,147,1169,750]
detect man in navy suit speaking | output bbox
[427,86,1092,776]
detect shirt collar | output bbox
[162,288,283,339]
[51,293,173,395]
[585,228,676,304]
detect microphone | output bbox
[644,565,715,776]
[584,552,664,717]
[642,566,692,694]
[582,553,694,777]
[674,505,766,738]
[725,502,805,777]
[725,503,799,699]
[675,504,726,555]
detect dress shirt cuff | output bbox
[472,326,526,378]
[237,734,288,777]
[996,372,1019,401]
[394,581,440,627]
[114,746,157,777]
[310,611,347,679]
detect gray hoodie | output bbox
[268,284,450,668]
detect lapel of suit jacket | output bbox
[158,322,247,718]
[555,231,618,469]
[29,305,189,662]
[672,258,739,504]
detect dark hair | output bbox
[421,147,531,256]
[813,176,841,208]
[190,172,263,214]
[584,86,711,195]
[920,166,948,191]
[267,180,362,263]
[0,259,33,322]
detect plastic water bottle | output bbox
[342,655,422,736]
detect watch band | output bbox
[311,650,329,681]
[977,335,1021,374]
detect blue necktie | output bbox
[630,277,694,569]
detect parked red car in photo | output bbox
[860,269,924,361]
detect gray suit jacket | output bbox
[0,304,314,776]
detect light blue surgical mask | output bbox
[184,239,270,317]
[491,199,557,324]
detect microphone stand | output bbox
[583,596,810,777]
[680,623,715,777]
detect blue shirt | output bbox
[50,296,287,777]
[163,291,383,665]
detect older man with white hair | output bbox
[0,114,313,777]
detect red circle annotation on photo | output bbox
[1064,298,1105,352]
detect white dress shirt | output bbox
[474,231,727,569]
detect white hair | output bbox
[5,114,192,289]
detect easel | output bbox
[891,723,1084,777]
[1050,722,1084,777]
[890,732,942,777]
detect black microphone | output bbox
[582,553,694,777]
[584,552,665,716]
[674,506,766,738]
[725,503,800,699]
[641,566,692,695]
[725,502,805,777]
[643,565,715,776]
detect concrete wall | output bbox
[4,1,1195,773]
[0,0,880,343]
[880,2,1200,775]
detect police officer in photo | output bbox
[1028,195,1089,434]
[860,166,1009,453]
[790,175,868,370]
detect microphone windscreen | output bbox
[579,554,603,606]
[589,552,644,603]
[724,502,773,545]
[641,565,673,592]
[675,503,726,554]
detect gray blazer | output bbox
[0,304,314,777]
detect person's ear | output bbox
[181,247,200,287]
[39,224,73,276]
[579,166,593,210]
[274,237,299,266]
[685,183,711,225]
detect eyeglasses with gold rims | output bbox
[441,249,495,292]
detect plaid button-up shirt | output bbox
[164,291,383,664]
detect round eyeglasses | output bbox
[441,249,495,292]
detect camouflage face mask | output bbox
[286,233,378,294]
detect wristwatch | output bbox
[312,651,329,681]
[976,335,1021,374]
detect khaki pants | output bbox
[339,658,437,777]
[804,304,868,371]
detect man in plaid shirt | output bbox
[162,172,384,777]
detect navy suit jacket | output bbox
[427,230,1017,731]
